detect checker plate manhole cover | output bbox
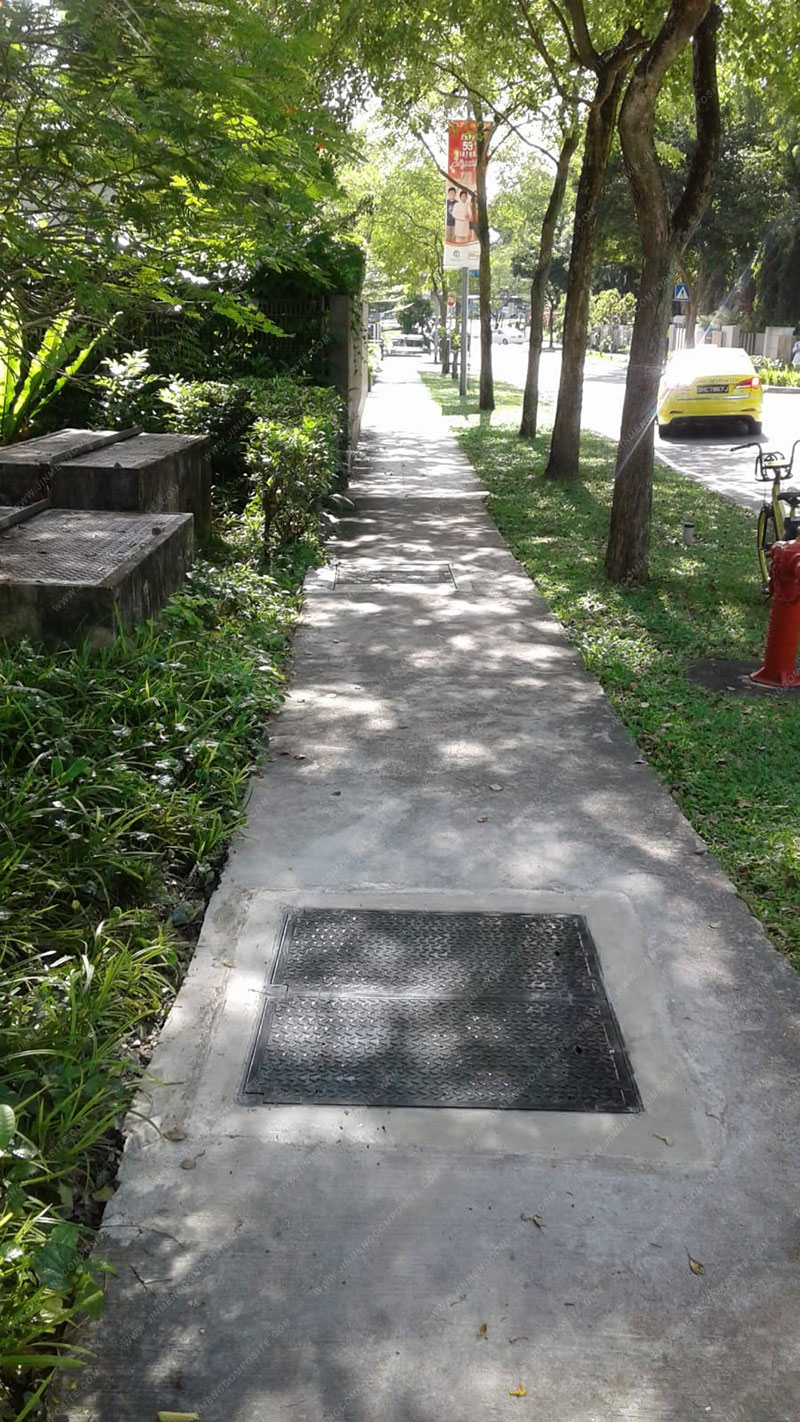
[241,910,640,1112]
[0,510,184,584]
[335,564,454,586]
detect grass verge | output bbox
[422,371,800,969]
[0,541,303,1418]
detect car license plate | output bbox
[696,383,729,394]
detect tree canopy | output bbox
[0,0,358,327]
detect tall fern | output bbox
[0,300,105,444]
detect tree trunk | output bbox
[604,246,673,581]
[544,73,626,479]
[605,2,721,584]
[475,108,494,411]
[681,255,703,347]
[682,266,697,347]
[520,129,578,439]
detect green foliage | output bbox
[752,198,800,328]
[398,297,433,333]
[423,372,800,969]
[492,141,576,299]
[93,351,166,432]
[88,357,345,507]
[159,377,257,493]
[753,357,800,388]
[589,288,636,328]
[245,414,340,556]
[0,556,300,1410]
[345,145,445,303]
[1,301,103,446]
[247,377,343,433]
[0,1,356,328]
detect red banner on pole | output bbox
[444,120,486,270]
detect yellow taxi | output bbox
[657,344,763,437]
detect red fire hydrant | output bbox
[751,539,800,688]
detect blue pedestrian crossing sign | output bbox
[673,282,690,300]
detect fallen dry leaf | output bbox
[521,1212,543,1228]
[508,1384,527,1397]
[652,1134,673,1146]
[477,1322,487,1336]
[687,1250,705,1276]
[163,1127,186,1142]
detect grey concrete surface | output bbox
[56,363,800,1422]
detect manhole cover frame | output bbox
[239,907,641,1113]
[333,563,456,587]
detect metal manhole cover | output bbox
[241,910,640,1112]
[335,564,454,586]
[0,510,184,584]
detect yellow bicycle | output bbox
[733,440,800,590]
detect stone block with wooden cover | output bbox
[0,428,211,535]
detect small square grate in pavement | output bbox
[241,910,640,1112]
[334,564,454,586]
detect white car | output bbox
[492,328,527,345]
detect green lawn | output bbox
[423,371,800,969]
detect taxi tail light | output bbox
[736,375,761,389]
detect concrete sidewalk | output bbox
[59,362,799,1422]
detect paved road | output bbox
[486,343,800,514]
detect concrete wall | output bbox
[669,324,788,359]
[329,296,369,456]
[763,326,794,362]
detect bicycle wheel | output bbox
[757,506,777,589]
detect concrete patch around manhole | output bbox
[303,563,477,595]
[239,908,641,1112]
[686,657,800,697]
[134,888,715,1164]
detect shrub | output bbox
[92,356,344,528]
[588,288,637,330]
[1,301,104,446]
[159,377,256,496]
[753,356,800,388]
[159,375,343,507]
[245,413,339,556]
[246,375,343,434]
[93,349,167,430]
[0,558,298,1410]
